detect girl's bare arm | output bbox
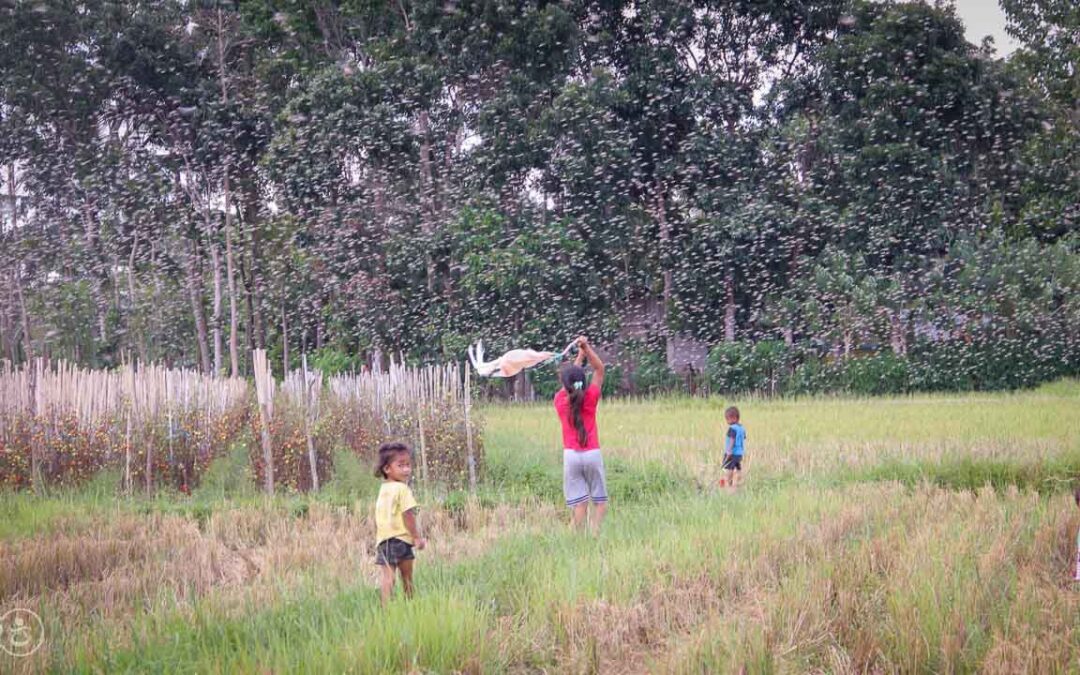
[577,336,605,391]
[403,509,426,549]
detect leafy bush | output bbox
[309,347,364,376]
[787,358,841,396]
[632,352,680,395]
[530,367,561,400]
[706,341,753,394]
[530,359,623,400]
[707,340,793,395]
[837,352,912,395]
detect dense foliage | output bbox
[1,0,1076,395]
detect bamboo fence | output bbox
[0,358,250,492]
[250,350,480,492]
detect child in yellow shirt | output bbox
[373,442,426,605]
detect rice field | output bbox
[1,382,1079,673]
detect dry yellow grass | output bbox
[0,497,562,672]
[652,489,1080,674]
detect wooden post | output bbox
[301,354,320,492]
[124,364,134,494]
[253,349,275,494]
[417,391,429,488]
[464,363,476,492]
[29,357,42,493]
[146,364,156,495]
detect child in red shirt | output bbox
[554,336,607,533]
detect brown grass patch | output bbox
[0,497,562,672]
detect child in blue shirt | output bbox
[721,406,747,489]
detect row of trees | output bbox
[1,0,1076,391]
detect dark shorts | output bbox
[375,537,415,566]
[722,454,743,471]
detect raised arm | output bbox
[576,336,604,392]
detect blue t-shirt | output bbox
[726,423,746,456]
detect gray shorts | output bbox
[563,449,608,507]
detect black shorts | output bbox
[722,454,743,471]
[375,537,415,566]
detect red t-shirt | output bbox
[553,383,601,450]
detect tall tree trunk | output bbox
[418,109,437,293]
[8,164,32,362]
[210,239,222,374]
[127,228,148,364]
[786,218,804,348]
[0,274,9,363]
[724,269,736,342]
[252,255,266,350]
[217,7,240,378]
[653,180,675,370]
[3,284,15,364]
[654,180,672,334]
[185,237,212,374]
[242,177,266,350]
[150,238,165,363]
[890,311,907,355]
[224,199,239,377]
[240,245,255,362]
[281,280,289,375]
[15,266,32,362]
[79,198,110,351]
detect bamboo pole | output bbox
[417,389,429,488]
[301,354,320,491]
[252,348,275,494]
[464,363,476,492]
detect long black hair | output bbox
[561,364,588,447]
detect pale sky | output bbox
[951,0,1020,57]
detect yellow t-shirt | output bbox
[374,480,418,545]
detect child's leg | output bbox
[379,563,396,606]
[590,501,608,533]
[584,451,608,534]
[732,469,741,488]
[565,450,590,529]
[571,502,588,528]
[398,559,415,598]
[724,469,735,488]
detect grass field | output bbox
[2,382,1079,673]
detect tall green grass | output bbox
[485,384,1080,493]
[2,383,1078,673]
